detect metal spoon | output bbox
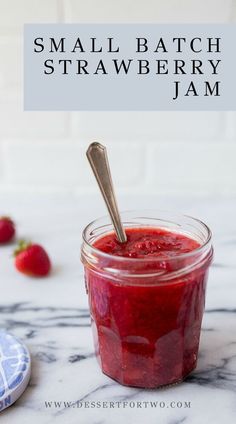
[86,142,127,243]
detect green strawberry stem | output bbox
[14,240,32,257]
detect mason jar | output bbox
[81,210,213,388]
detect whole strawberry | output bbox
[0,217,15,243]
[14,241,51,277]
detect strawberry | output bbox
[14,241,51,277]
[0,217,15,243]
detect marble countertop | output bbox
[0,192,235,424]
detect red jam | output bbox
[94,227,200,258]
[85,227,210,388]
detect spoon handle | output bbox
[86,142,127,243]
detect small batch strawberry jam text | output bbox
[33,36,221,100]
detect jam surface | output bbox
[94,227,200,258]
[85,227,210,388]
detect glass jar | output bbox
[81,210,213,388]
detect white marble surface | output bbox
[0,192,235,424]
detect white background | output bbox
[0,0,236,196]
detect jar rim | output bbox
[82,209,212,264]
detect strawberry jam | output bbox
[82,223,213,388]
[94,227,200,258]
